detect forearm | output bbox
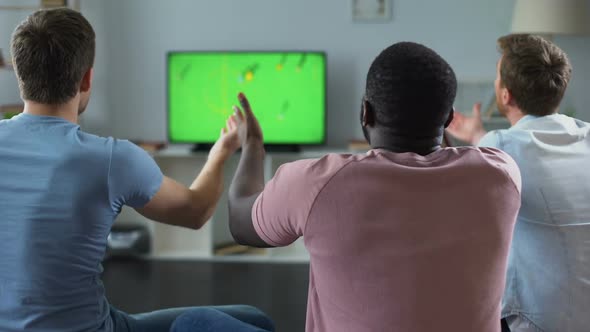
[228,139,270,247]
[188,153,229,222]
[229,140,266,198]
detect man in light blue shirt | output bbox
[448,34,590,332]
[0,8,273,332]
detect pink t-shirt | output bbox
[252,147,521,332]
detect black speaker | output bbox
[106,223,151,258]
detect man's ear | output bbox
[501,87,514,107]
[444,108,455,128]
[80,68,93,93]
[362,99,376,127]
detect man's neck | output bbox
[23,100,79,124]
[506,111,525,126]
[369,131,442,156]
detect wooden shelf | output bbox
[0,104,23,112]
[0,104,24,119]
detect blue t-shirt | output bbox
[0,114,163,332]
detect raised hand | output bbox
[233,92,264,147]
[208,112,241,161]
[446,102,487,145]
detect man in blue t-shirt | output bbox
[0,8,273,332]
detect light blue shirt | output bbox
[0,114,163,332]
[479,114,590,332]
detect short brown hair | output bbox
[497,34,572,116]
[11,8,95,105]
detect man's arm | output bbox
[136,117,241,230]
[228,94,274,247]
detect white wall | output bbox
[0,1,32,105]
[77,0,111,135]
[98,0,522,146]
[2,1,590,143]
[0,0,111,134]
[556,35,590,119]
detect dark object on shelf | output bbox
[106,223,151,258]
[348,139,370,152]
[191,143,214,152]
[0,104,24,119]
[133,141,167,153]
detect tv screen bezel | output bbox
[166,50,327,146]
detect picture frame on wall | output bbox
[0,0,80,11]
[352,0,392,22]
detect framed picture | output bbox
[352,0,392,22]
[0,0,80,11]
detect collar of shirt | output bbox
[511,114,541,129]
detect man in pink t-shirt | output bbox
[227,42,521,332]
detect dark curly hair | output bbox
[365,42,457,136]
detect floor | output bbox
[102,258,309,332]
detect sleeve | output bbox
[478,130,521,193]
[479,147,522,194]
[251,158,334,247]
[108,139,164,212]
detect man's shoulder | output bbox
[453,146,522,193]
[270,153,363,194]
[76,132,142,155]
[280,153,363,177]
[463,145,512,160]
[76,130,113,144]
[451,145,517,167]
[72,132,152,169]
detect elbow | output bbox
[189,220,204,230]
[228,207,247,245]
[187,206,215,230]
[197,209,216,230]
[229,221,248,246]
[183,217,204,230]
[228,209,240,241]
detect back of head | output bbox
[10,8,95,105]
[497,34,572,116]
[365,42,457,137]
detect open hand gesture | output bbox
[209,109,241,161]
[446,103,487,145]
[233,93,264,147]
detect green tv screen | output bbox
[167,51,326,144]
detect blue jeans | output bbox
[110,305,275,332]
